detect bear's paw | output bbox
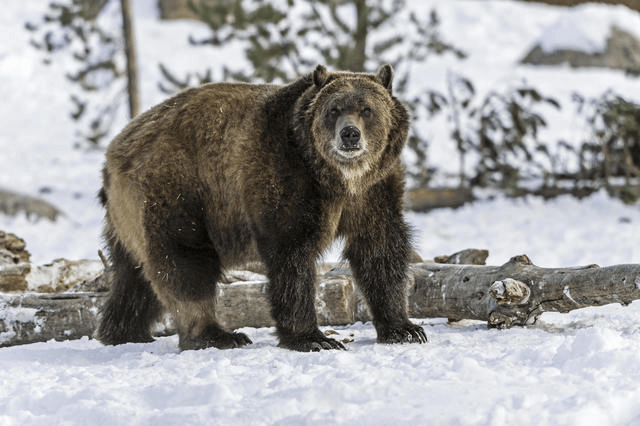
[277,329,346,352]
[180,325,252,351]
[376,323,427,344]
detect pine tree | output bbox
[161,0,463,86]
[158,0,465,186]
[27,0,139,147]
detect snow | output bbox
[2,310,640,425]
[2,1,640,424]
[536,4,640,54]
[408,190,640,268]
[538,6,610,54]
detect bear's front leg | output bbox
[342,182,427,345]
[345,232,427,344]
[258,242,345,352]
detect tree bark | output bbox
[3,253,640,347]
[0,292,103,347]
[351,0,368,72]
[409,255,640,328]
[120,0,139,118]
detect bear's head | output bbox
[296,64,409,192]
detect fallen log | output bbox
[404,187,474,212]
[409,255,640,328]
[0,291,104,347]
[2,252,640,347]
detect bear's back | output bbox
[105,82,280,178]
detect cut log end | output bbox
[489,278,531,305]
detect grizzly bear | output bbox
[97,64,427,351]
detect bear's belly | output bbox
[208,220,259,267]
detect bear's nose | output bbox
[339,126,361,151]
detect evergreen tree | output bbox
[159,0,465,186]
[161,0,463,85]
[27,0,139,147]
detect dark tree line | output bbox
[25,0,640,202]
[158,0,465,187]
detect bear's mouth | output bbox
[333,145,366,162]
[332,148,372,183]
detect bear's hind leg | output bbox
[97,240,163,345]
[145,242,252,351]
[177,319,252,351]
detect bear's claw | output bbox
[278,329,346,352]
[180,327,252,351]
[377,323,427,344]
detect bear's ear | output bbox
[313,65,330,87]
[376,64,394,92]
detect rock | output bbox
[0,232,31,292]
[0,231,104,293]
[0,231,30,264]
[522,25,640,72]
[0,189,63,222]
[0,263,30,292]
[434,249,489,265]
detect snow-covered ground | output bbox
[2,1,640,425]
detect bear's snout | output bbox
[339,125,361,151]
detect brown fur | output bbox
[97,64,427,351]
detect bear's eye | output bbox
[362,107,372,118]
[330,107,340,117]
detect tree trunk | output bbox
[409,255,640,328]
[3,253,640,347]
[351,0,368,72]
[120,0,139,118]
